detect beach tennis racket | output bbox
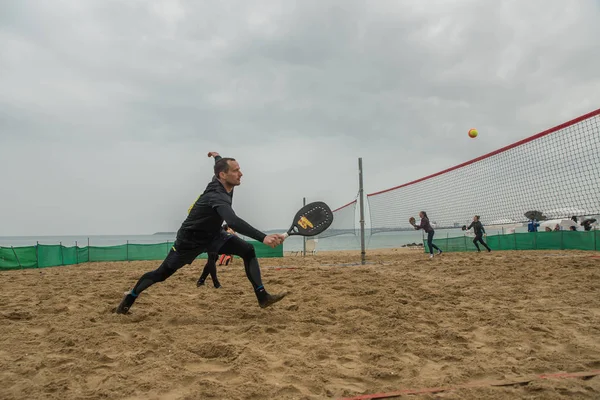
[281,201,334,238]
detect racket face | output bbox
[288,201,334,236]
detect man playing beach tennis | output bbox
[115,151,287,314]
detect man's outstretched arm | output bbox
[214,204,282,247]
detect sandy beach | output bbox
[1,248,600,399]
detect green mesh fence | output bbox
[88,245,128,263]
[0,246,38,270]
[127,243,173,261]
[1,240,282,270]
[425,231,599,253]
[36,244,86,267]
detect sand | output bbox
[1,248,600,400]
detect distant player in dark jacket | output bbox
[115,151,287,314]
[196,224,235,289]
[197,251,221,288]
[466,215,491,252]
[411,211,442,258]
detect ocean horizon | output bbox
[0,226,531,252]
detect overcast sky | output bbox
[1,0,599,236]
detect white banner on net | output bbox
[367,109,600,233]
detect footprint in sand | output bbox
[184,361,230,373]
[3,310,33,320]
[29,326,49,336]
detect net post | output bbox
[60,242,64,266]
[76,241,79,265]
[36,241,39,268]
[11,246,22,269]
[87,237,90,262]
[127,240,129,262]
[302,197,307,257]
[358,158,366,265]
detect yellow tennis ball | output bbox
[468,128,478,138]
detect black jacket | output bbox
[177,158,267,244]
[467,221,485,236]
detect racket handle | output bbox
[281,232,289,239]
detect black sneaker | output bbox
[214,283,222,289]
[196,280,205,287]
[115,291,136,314]
[259,292,287,308]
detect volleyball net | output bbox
[367,108,600,233]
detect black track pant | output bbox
[218,237,264,291]
[198,252,219,286]
[131,236,264,296]
[473,234,491,252]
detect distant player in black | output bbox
[467,215,491,252]
[115,151,286,314]
[411,211,442,258]
[196,251,221,288]
[196,223,236,288]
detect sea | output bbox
[0,226,528,252]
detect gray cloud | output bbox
[1,0,599,235]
